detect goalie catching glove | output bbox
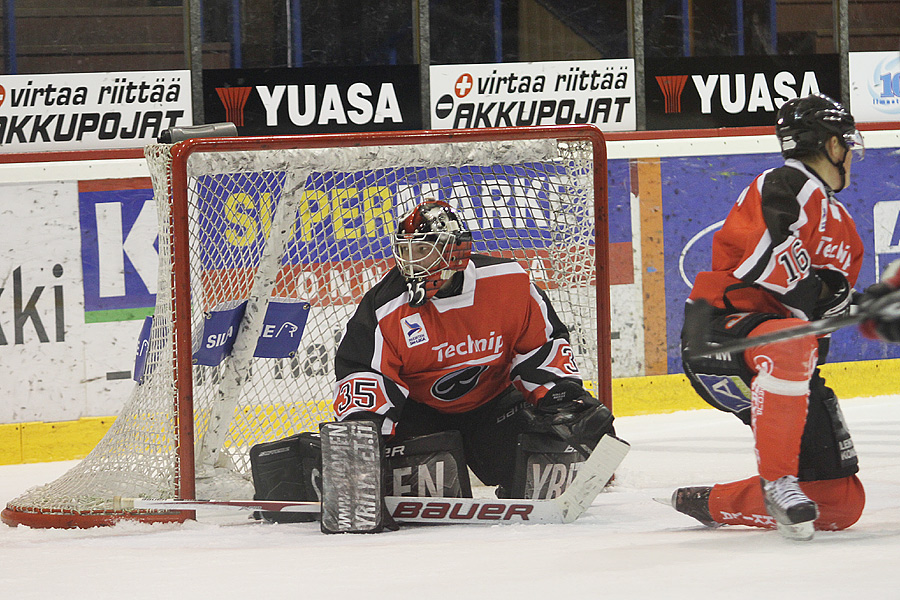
[859,259,900,343]
[523,380,614,455]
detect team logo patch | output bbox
[402,314,429,348]
[431,365,489,402]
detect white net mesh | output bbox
[3,129,606,526]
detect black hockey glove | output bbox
[813,268,853,320]
[524,380,614,454]
[859,260,900,343]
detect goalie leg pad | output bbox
[511,433,588,500]
[386,430,472,498]
[249,432,321,523]
[320,420,396,534]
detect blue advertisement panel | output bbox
[254,300,311,359]
[78,183,158,322]
[663,148,900,373]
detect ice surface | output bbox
[2,395,899,599]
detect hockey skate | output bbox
[667,486,721,528]
[761,475,819,541]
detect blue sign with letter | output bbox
[254,300,311,358]
[193,302,247,366]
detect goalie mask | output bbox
[393,200,472,307]
[775,93,863,191]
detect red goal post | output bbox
[2,125,610,528]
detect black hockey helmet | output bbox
[775,93,863,161]
[392,200,473,307]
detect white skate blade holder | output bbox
[776,519,815,542]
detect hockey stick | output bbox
[115,434,629,525]
[684,289,900,359]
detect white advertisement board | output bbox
[0,70,192,153]
[430,59,636,131]
[0,178,150,422]
[849,51,900,122]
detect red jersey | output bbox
[689,159,863,319]
[333,254,583,434]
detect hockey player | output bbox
[332,199,615,502]
[674,94,866,541]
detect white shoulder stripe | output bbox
[375,294,409,322]
[476,260,527,278]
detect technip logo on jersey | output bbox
[402,314,429,348]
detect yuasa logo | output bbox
[402,314,429,347]
[656,75,689,113]
[215,87,252,127]
[0,84,5,106]
[255,83,403,127]
[657,71,821,114]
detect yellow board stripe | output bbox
[1,359,898,465]
[0,417,116,465]
[611,358,900,416]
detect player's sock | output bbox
[670,486,720,527]
[761,475,818,541]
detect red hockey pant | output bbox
[709,474,865,531]
[708,318,865,530]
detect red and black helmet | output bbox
[392,200,473,306]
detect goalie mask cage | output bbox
[2,125,610,528]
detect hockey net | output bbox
[2,125,610,528]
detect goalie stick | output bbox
[115,434,629,525]
[683,289,900,359]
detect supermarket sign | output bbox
[194,164,588,306]
[0,70,192,153]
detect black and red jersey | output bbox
[688,159,864,319]
[333,254,583,435]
